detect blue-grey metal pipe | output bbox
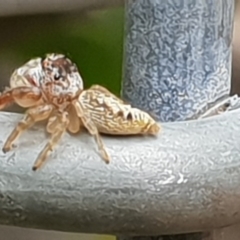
[122,0,234,122]
[1,110,240,235]
[121,0,235,239]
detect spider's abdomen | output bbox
[79,86,160,135]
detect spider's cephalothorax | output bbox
[40,53,83,109]
[0,53,84,171]
[1,53,84,110]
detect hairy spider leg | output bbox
[73,99,110,164]
[2,104,53,153]
[32,111,69,171]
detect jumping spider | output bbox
[0,53,160,171]
[0,53,88,170]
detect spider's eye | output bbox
[54,73,61,81]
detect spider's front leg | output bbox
[32,111,69,171]
[2,104,53,153]
[73,100,110,164]
[0,86,42,110]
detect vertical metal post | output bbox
[122,0,234,122]
[120,0,234,239]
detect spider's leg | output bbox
[32,111,69,171]
[2,104,53,153]
[73,100,110,164]
[0,86,42,110]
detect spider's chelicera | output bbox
[0,53,160,171]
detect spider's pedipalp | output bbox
[66,103,81,134]
[0,86,43,110]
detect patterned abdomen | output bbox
[79,85,160,135]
